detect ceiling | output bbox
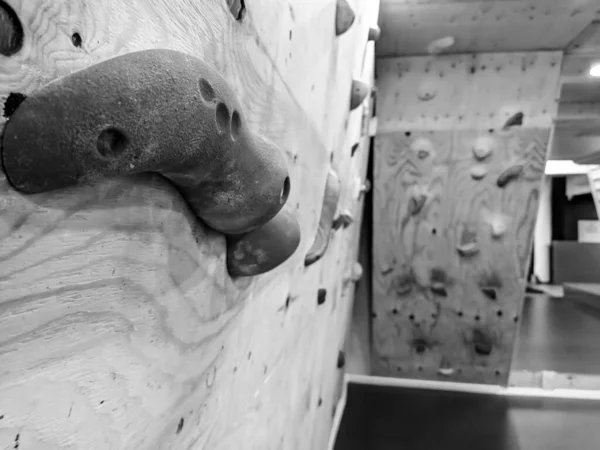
[375,0,600,162]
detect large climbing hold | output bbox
[335,0,356,36]
[350,80,370,111]
[227,204,301,277]
[0,0,23,56]
[305,169,341,266]
[1,49,290,236]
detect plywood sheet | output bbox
[0,0,379,449]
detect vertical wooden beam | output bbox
[372,52,562,384]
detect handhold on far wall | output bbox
[335,0,356,36]
[1,49,291,237]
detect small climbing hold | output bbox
[457,242,479,257]
[427,36,455,55]
[472,329,493,356]
[368,25,381,42]
[417,80,437,101]
[438,367,454,376]
[430,282,447,297]
[408,194,427,215]
[317,288,327,305]
[0,0,24,56]
[481,287,497,300]
[470,165,488,180]
[356,178,371,200]
[349,80,370,111]
[412,338,429,354]
[351,142,359,156]
[472,135,494,160]
[344,262,363,284]
[1,49,290,236]
[335,0,356,36]
[227,0,245,20]
[502,111,524,129]
[332,210,353,230]
[227,203,301,277]
[411,137,434,160]
[337,350,346,369]
[3,92,26,118]
[497,164,524,188]
[305,170,341,266]
[490,220,507,238]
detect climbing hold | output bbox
[410,137,434,160]
[391,273,412,296]
[1,49,290,235]
[317,288,327,305]
[335,0,355,36]
[349,80,370,111]
[457,242,479,257]
[490,220,507,238]
[332,210,353,230]
[412,338,429,354]
[497,164,524,187]
[227,203,301,277]
[408,193,427,215]
[351,142,359,156]
[3,92,26,118]
[305,169,341,266]
[472,329,493,356]
[430,283,447,296]
[337,350,346,369]
[438,367,455,376]
[344,262,363,285]
[502,111,524,130]
[357,179,371,200]
[417,80,437,101]
[470,165,488,180]
[426,36,455,55]
[472,135,494,160]
[0,0,24,56]
[481,287,497,300]
[368,25,381,42]
[226,0,245,20]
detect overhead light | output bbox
[589,62,600,77]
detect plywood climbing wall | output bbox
[0,0,379,449]
[372,52,562,384]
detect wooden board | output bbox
[0,0,379,449]
[371,52,561,384]
[376,0,598,57]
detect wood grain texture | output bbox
[0,0,379,448]
[372,52,561,385]
[376,0,599,57]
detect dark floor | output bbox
[334,382,600,450]
[513,292,600,374]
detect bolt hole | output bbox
[457,311,463,317]
[0,0,24,56]
[199,78,216,103]
[215,102,230,132]
[404,131,412,137]
[475,314,480,321]
[71,32,82,48]
[432,228,437,235]
[497,310,503,317]
[392,308,398,315]
[409,314,415,321]
[280,176,290,204]
[495,370,501,376]
[417,366,423,372]
[97,128,129,158]
[231,110,242,140]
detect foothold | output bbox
[317,288,327,305]
[472,136,494,160]
[430,268,448,296]
[227,0,246,20]
[472,329,493,356]
[1,49,290,235]
[408,194,427,215]
[305,170,341,266]
[0,0,24,56]
[71,32,82,48]
[481,287,497,300]
[227,204,301,277]
[412,338,429,354]
[3,92,26,118]
[349,80,370,111]
[457,242,479,257]
[411,137,434,160]
[176,417,184,434]
[417,80,437,101]
[490,220,507,238]
[344,262,363,284]
[502,111,524,129]
[497,164,524,187]
[368,25,381,42]
[335,0,356,36]
[351,142,359,157]
[470,165,487,180]
[426,36,455,55]
[438,367,455,376]
[332,210,353,230]
[337,350,346,369]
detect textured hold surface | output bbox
[470,165,488,180]
[349,80,370,111]
[227,204,300,277]
[368,25,381,42]
[305,169,341,267]
[0,0,23,56]
[497,164,524,188]
[335,0,356,36]
[1,49,289,236]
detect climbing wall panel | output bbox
[372,52,562,385]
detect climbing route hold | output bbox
[317,288,327,305]
[337,350,346,369]
[472,329,493,356]
[417,80,437,101]
[438,367,455,376]
[344,262,363,285]
[470,165,488,180]
[227,203,301,277]
[497,164,524,187]
[481,287,497,300]
[457,242,479,257]
[1,49,290,236]
[368,25,381,42]
[408,193,427,215]
[357,179,371,200]
[335,0,356,36]
[426,36,455,55]
[226,0,245,20]
[351,142,359,156]
[411,137,434,160]
[0,0,23,56]
[502,111,524,130]
[332,210,353,230]
[349,80,370,111]
[305,169,341,266]
[472,135,494,160]
[430,283,448,297]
